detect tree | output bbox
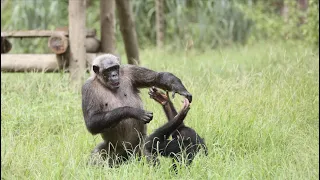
[100,0,116,53]
[115,0,140,65]
[155,0,164,49]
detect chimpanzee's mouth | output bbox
[112,82,120,87]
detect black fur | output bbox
[145,87,207,172]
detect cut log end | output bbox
[48,34,68,54]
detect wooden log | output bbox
[1,54,60,72]
[85,37,100,53]
[68,0,86,87]
[115,0,140,65]
[1,29,96,38]
[48,33,68,54]
[1,53,97,72]
[48,35,99,54]
[1,37,12,53]
[100,0,116,53]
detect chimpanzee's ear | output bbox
[93,65,99,74]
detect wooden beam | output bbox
[68,0,86,87]
[1,29,96,38]
[1,53,98,72]
[1,30,67,38]
[1,54,60,72]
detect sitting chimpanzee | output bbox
[145,87,208,172]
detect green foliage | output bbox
[1,42,319,179]
[132,0,157,47]
[1,0,68,53]
[238,0,319,48]
[0,0,254,52]
[1,0,318,53]
[302,0,319,48]
[133,0,253,49]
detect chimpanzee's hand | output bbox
[172,90,192,103]
[135,109,153,124]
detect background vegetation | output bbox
[1,0,319,179]
[1,0,319,53]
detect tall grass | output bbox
[1,42,319,179]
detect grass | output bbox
[1,41,319,179]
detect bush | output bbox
[238,0,319,48]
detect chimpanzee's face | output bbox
[102,65,120,90]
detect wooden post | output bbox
[155,0,164,49]
[116,0,140,65]
[68,0,86,88]
[100,0,116,53]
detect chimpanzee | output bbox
[145,87,207,172]
[81,54,192,166]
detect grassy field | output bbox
[1,42,319,179]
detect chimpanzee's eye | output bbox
[108,66,119,72]
[102,71,109,78]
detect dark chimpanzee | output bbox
[145,87,207,172]
[81,54,192,166]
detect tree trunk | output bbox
[100,0,116,53]
[115,0,140,65]
[155,0,164,48]
[298,0,308,24]
[298,0,308,11]
[68,0,86,88]
[280,3,289,22]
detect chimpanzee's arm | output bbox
[125,65,192,102]
[163,97,187,131]
[146,104,189,142]
[163,101,178,122]
[84,107,152,135]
